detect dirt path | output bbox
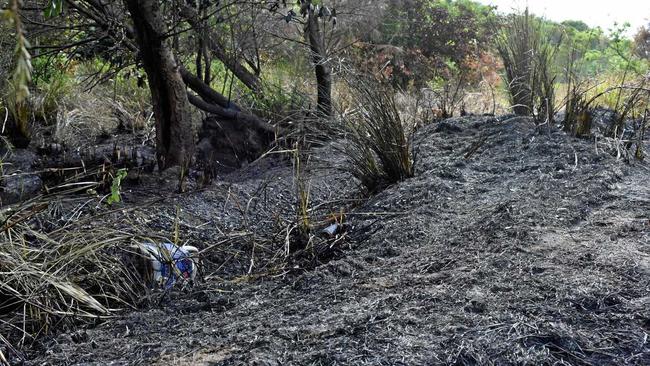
[29,116,649,365]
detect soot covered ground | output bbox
[28,116,650,365]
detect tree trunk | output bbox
[305,5,332,117]
[179,66,277,136]
[124,0,194,171]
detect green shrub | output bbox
[31,54,69,85]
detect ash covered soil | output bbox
[29,116,649,365]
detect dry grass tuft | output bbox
[496,9,561,125]
[341,80,414,193]
[0,176,152,354]
[561,47,595,137]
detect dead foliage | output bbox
[496,9,561,125]
[340,79,414,194]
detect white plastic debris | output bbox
[322,223,341,236]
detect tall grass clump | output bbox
[0,224,146,337]
[342,80,414,193]
[33,72,74,125]
[562,46,595,137]
[496,9,561,124]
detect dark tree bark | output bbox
[186,94,275,136]
[196,37,204,84]
[304,2,332,118]
[179,65,235,108]
[179,66,277,136]
[123,0,195,171]
[202,39,211,84]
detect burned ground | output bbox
[17,115,650,365]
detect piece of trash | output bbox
[322,223,341,237]
[137,243,199,289]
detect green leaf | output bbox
[106,169,128,205]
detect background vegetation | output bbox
[0,0,649,358]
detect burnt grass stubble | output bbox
[21,115,650,365]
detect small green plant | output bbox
[106,168,128,205]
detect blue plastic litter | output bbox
[141,243,194,289]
